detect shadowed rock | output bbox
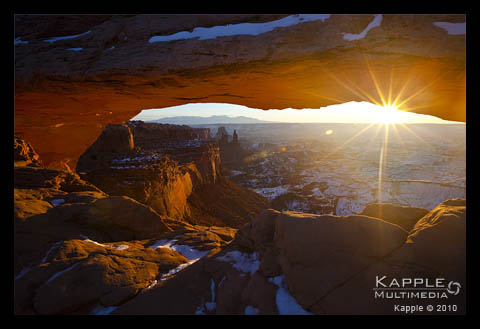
[15,239,189,314]
[360,203,429,232]
[14,136,42,167]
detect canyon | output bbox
[13,14,466,315]
[75,121,267,227]
[218,122,466,216]
[13,120,466,315]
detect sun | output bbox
[374,104,404,124]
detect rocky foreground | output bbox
[14,132,466,315]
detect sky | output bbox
[131,101,462,124]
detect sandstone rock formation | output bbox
[75,122,267,227]
[14,136,239,314]
[213,127,252,168]
[360,202,429,232]
[214,127,230,144]
[113,199,466,315]
[127,121,211,149]
[14,136,42,167]
[14,139,466,315]
[14,14,465,170]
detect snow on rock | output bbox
[229,170,245,176]
[79,235,132,252]
[376,180,465,210]
[14,37,29,45]
[433,22,466,35]
[158,262,193,281]
[43,30,91,43]
[336,197,365,216]
[144,239,210,287]
[148,239,208,261]
[149,14,331,43]
[90,305,117,315]
[195,278,217,314]
[45,262,81,285]
[254,186,289,200]
[216,250,260,275]
[268,275,313,315]
[41,241,63,264]
[143,280,158,291]
[343,14,383,40]
[80,235,108,248]
[112,244,130,251]
[15,267,31,280]
[50,199,65,207]
[244,305,260,315]
[205,278,217,312]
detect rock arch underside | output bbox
[14,14,466,171]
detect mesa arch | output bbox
[14,14,465,171]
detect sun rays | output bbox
[317,59,446,204]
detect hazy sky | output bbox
[132,101,462,124]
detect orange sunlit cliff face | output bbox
[14,14,465,171]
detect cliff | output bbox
[13,136,466,315]
[14,135,239,315]
[14,14,465,170]
[76,122,267,226]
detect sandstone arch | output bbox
[14,14,465,171]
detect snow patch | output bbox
[268,275,313,315]
[159,262,194,281]
[144,280,158,291]
[433,22,466,35]
[14,37,29,45]
[229,170,245,176]
[244,305,260,315]
[149,14,330,43]
[216,250,260,275]
[67,48,83,51]
[50,199,65,207]
[195,278,216,314]
[218,275,226,286]
[148,239,208,261]
[112,244,130,251]
[205,278,217,311]
[15,267,31,280]
[343,14,383,40]
[41,241,63,264]
[45,262,81,284]
[254,186,289,200]
[90,305,117,315]
[43,30,91,43]
[81,236,107,248]
[147,239,209,283]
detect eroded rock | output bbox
[361,203,430,232]
[15,239,189,314]
[14,14,465,170]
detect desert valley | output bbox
[14,13,466,315]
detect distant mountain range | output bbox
[147,115,274,125]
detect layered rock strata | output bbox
[76,122,267,226]
[14,14,465,170]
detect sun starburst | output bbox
[317,60,441,204]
